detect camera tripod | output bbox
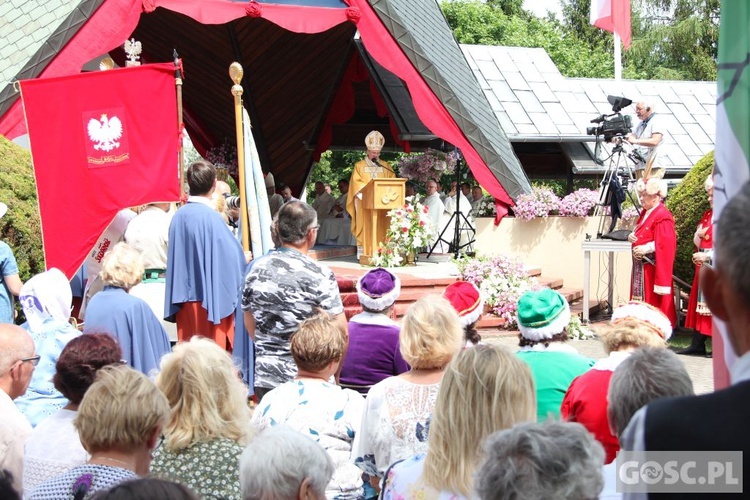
[594,137,641,238]
[427,153,476,259]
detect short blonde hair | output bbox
[596,318,667,354]
[100,242,144,290]
[423,345,536,496]
[290,311,347,372]
[75,364,168,452]
[399,295,463,369]
[156,337,252,451]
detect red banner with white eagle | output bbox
[20,63,180,279]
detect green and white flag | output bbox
[716,0,750,215]
[714,0,750,375]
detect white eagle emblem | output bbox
[87,114,123,152]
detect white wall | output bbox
[474,217,632,309]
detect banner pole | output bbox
[614,32,622,81]
[230,62,250,252]
[174,50,185,200]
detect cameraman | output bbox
[625,101,664,178]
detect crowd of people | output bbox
[0,117,739,498]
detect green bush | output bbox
[665,151,713,284]
[0,136,45,281]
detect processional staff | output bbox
[230,62,251,252]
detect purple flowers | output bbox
[397,149,458,183]
[206,142,238,178]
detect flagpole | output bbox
[230,62,250,252]
[174,50,185,200]
[614,32,622,81]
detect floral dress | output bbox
[252,379,366,500]
[150,437,243,499]
[354,376,440,479]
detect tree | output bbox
[0,136,45,282]
[627,0,719,81]
[486,0,526,18]
[560,0,718,81]
[665,151,713,284]
[440,1,614,78]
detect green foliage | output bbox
[440,1,614,78]
[665,151,713,284]
[0,136,45,281]
[560,0,718,81]
[626,0,719,81]
[530,178,599,198]
[306,150,405,200]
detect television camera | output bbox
[586,95,633,142]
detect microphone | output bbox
[370,157,395,174]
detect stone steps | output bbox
[333,266,596,328]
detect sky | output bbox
[523,0,564,19]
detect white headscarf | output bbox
[19,268,72,332]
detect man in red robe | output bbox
[680,174,714,355]
[628,177,677,326]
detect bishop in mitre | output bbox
[346,131,395,252]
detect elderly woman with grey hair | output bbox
[240,426,334,500]
[83,242,171,375]
[598,347,694,499]
[475,420,605,500]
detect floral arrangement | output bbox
[205,141,238,178]
[567,314,595,340]
[473,196,496,218]
[454,254,539,328]
[371,196,433,267]
[513,187,561,221]
[558,188,600,217]
[397,149,459,184]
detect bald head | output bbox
[0,324,34,376]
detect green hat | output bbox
[516,288,571,341]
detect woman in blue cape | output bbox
[84,242,171,375]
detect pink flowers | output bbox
[205,142,238,178]
[514,187,560,221]
[455,254,539,329]
[559,189,599,217]
[514,187,600,220]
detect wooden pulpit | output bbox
[360,178,406,265]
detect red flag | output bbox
[590,0,632,49]
[20,63,180,279]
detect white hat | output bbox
[265,172,276,188]
[356,268,401,311]
[611,301,672,340]
[364,130,385,152]
[0,203,8,219]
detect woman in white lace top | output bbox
[354,295,463,493]
[23,334,123,493]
